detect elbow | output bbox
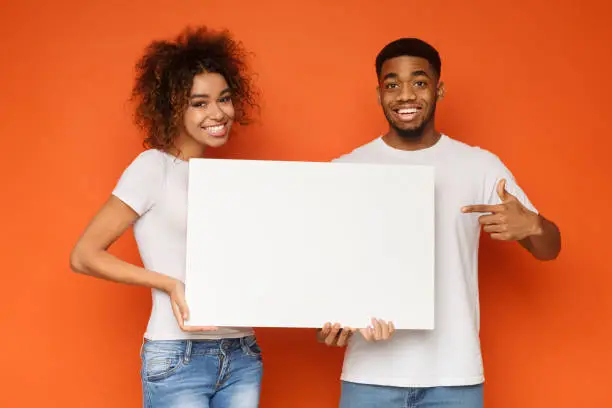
[534,250,560,261]
[533,240,562,262]
[69,244,91,275]
[531,222,562,262]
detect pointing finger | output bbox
[462,204,505,214]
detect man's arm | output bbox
[462,179,561,261]
[518,214,561,261]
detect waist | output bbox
[147,290,253,340]
[142,335,257,355]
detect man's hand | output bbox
[359,318,395,342]
[317,319,395,347]
[461,179,543,241]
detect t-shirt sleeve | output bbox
[112,150,164,216]
[483,154,538,214]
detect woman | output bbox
[70,26,261,407]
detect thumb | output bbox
[174,292,189,321]
[497,179,508,202]
[359,327,373,342]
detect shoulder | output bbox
[119,149,172,178]
[332,138,383,163]
[115,149,170,188]
[443,135,505,169]
[128,149,167,167]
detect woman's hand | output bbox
[167,279,218,332]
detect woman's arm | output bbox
[69,196,215,331]
[70,196,175,291]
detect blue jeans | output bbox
[140,336,263,408]
[339,381,483,408]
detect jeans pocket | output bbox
[242,336,262,358]
[141,342,185,382]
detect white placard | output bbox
[185,159,434,329]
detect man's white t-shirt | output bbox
[335,134,537,388]
[112,149,253,340]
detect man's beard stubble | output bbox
[384,99,437,140]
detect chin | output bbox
[393,123,426,139]
[398,124,421,132]
[204,137,230,148]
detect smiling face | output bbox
[378,55,443,139]
[181,72,235,149]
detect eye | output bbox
[218,95,232,103]
[385,82,399,89]
[414,80,428,88]
[191,101,207,108]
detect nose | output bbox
[208,102,225,121]
[398,84,416,102]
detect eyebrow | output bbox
[190,88,232,99]
[411,70,431,78]
[382,70,431,81]
[382,73,399,81]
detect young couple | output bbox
[70,26,561,408]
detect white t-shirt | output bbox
[112,149,253,340]
[335,135,537,388]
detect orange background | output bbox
[1,0,611,406]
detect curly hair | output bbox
[131,26,259,150]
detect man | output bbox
[317,38,561,407]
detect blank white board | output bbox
[185,159,434,329]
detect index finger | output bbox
[325,324,342,346]
[461,204,505,214]
[183,325,218,332]
[336,327,354,347]
[380,320,390,339]
[172,301,185,328]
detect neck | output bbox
[167,133,206,161]
[382,120,440,151]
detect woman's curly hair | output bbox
[131,26,258,150]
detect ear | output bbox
[437,81,446,101]
[376,86,381,106]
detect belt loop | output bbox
[184,340,193,363]
[238,336,246,353]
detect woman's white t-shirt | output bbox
[113,149,253,340]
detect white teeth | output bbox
[398,108,417,114]
[206,125,224,131]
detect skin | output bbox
[70,72,235,332]
[320,55,561,347]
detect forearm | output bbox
[521,215,561,261]
[70,246,175,292]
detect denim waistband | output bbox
[142,335,257,357]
